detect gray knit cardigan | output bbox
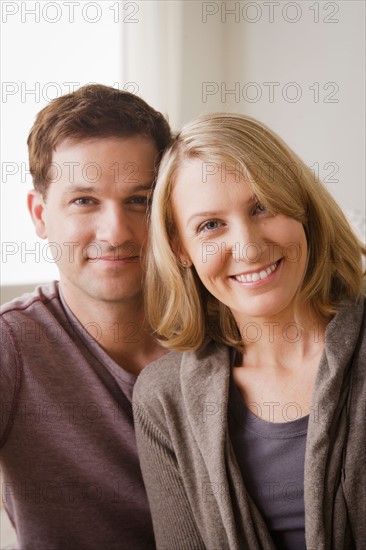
[133,298,366,550]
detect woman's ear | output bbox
[27,190,48,239]
[171,236,192,268]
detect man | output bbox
[0,84,171,549]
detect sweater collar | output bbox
[180,341,230,465]
[179,342,275,548]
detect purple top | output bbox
[0,282,155,549]
[228,374,308,550]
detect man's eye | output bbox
[129,196,150,205]
[198,220,221,233]
[73,197,95,206]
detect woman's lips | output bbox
[231,258,283,284]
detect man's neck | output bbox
[59,283,167,376]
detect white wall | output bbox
[1,1,123,287]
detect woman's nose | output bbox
[230,221,263,263]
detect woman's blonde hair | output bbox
[146,113,366,351]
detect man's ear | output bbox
[171,235,192,268]
[27,190,47,239]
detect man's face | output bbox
[28,136,158,307]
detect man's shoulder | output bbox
[1,282,60,320]
[0,282,62,350]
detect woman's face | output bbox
[172,158,308,324]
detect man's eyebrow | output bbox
[62,185,100,195]
[128,183,154,192]
[62,183,153,194]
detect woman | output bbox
[133,114,366,549]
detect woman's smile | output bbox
[230,258,283,285]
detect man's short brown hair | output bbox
[27,84,172,196]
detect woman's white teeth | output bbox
[235,261,278,283]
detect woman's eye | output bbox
[255,202,268,214]
[198,220,221,233]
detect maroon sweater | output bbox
[0,282,155,550]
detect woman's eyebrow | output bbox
[187,211,221,224]
[186,196,258,225]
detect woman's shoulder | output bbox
[133,341,231,441]
[134,350,183,397]
[133,350,185,432]
[133,341,230,405]
[326,295,366,342]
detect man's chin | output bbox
[95,284,144,304]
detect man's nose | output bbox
[96,205,134,247]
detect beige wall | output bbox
[1,284,40,306]
[223,1,365,214]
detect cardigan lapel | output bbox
[179,341,275,549]
[304,298,365,549]
[180,343,238,543]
